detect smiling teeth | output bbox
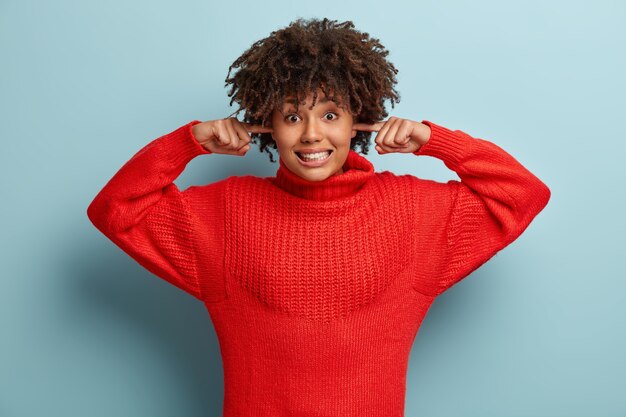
[299,151,330,161]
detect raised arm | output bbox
[86,120,225,302]
[410,120,551,297]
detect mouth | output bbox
[295,150,333,161]
[295,150,333,167]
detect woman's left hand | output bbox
[352,116,431,154]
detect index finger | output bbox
[352,121,387,132]
[240,122,273,133]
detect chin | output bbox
[297,169,335,182]
[291,162,340,182]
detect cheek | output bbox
[334,128,354,148]
[272,133,294,151]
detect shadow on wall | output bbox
[59,232,224,415]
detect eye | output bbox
[284,114,300,123]
[284,112,339,123]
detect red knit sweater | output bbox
[87,119,550,416]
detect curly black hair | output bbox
[224,17,401,163]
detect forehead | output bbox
[283,96,331,104]
[280,94,346,111]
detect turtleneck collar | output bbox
[272,150,375,201]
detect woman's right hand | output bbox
[191,117,273,156]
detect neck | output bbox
[272,150,375,201]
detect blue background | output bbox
[1,0,624,416]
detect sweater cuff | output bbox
[166,120,212,167]
[188,120,213,155]
[413,120,473,169]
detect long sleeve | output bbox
[86,120,225,302]
[411,120,551,297]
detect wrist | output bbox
[191,124,201,143]
[419,122,431,146]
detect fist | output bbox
[192,117,273,156]
[352,116,431,154]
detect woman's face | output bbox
[270,88,357,182]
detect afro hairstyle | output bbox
[223,17,401,163]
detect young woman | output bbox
[87,17,550,417]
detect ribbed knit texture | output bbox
[87,119,551,416]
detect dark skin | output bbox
[191,115,431,161]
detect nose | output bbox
[300,118,323,143]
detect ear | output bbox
[263,119,274,140]
[267,112,278,140]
